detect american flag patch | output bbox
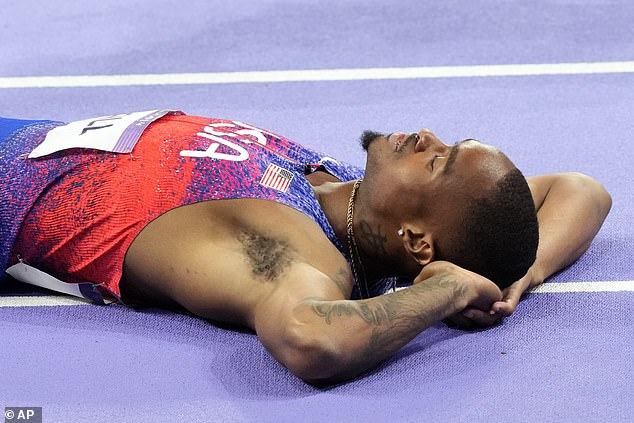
[259,163,295,193]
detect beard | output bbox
[359,130,386,151]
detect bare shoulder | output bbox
[120,199,352,328]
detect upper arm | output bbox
[526,172,612,214]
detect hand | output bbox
[442,307,502,331]
[442,268,542,330]
[414,261,503,318]
[491,268,541,317]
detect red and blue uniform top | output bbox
[1,113,394,300]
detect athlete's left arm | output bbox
[456,172,612,327]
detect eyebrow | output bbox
[442,140,468,175]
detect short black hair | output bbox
[435,168,539,289]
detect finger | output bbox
[470,289,504,312]
[494,283,527,316]
[504,284,524,302]
[462,308,502,327]
[491,300,516,316]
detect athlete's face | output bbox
[360,129,515,230]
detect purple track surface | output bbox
[1,1,633,422]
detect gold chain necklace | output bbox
[346,179,370,299]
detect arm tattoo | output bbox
[310,274,469,360]
[358,220,387,256]
[238,229,293,281]
[312,301,393,325]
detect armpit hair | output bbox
[237,229,294,281]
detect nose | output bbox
[415,129,449,153]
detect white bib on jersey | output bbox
[28,109,182,158]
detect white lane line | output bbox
[529,281,634,293]
[0,296,94,307]
[2,61,634,89]
[1,280,633,307]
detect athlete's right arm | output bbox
[253,261,502,384]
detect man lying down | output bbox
[0,111,611,384]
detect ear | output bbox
[401,226,435,266]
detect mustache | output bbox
[359,130,386,151]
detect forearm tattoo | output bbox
[310,275,468,360]
[312,301,394,325]
[238,229,293,281]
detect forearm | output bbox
[529,173,611,284]
[286,272,469,383]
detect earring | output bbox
[397,228,404,237]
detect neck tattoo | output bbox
[346,179,370,299]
